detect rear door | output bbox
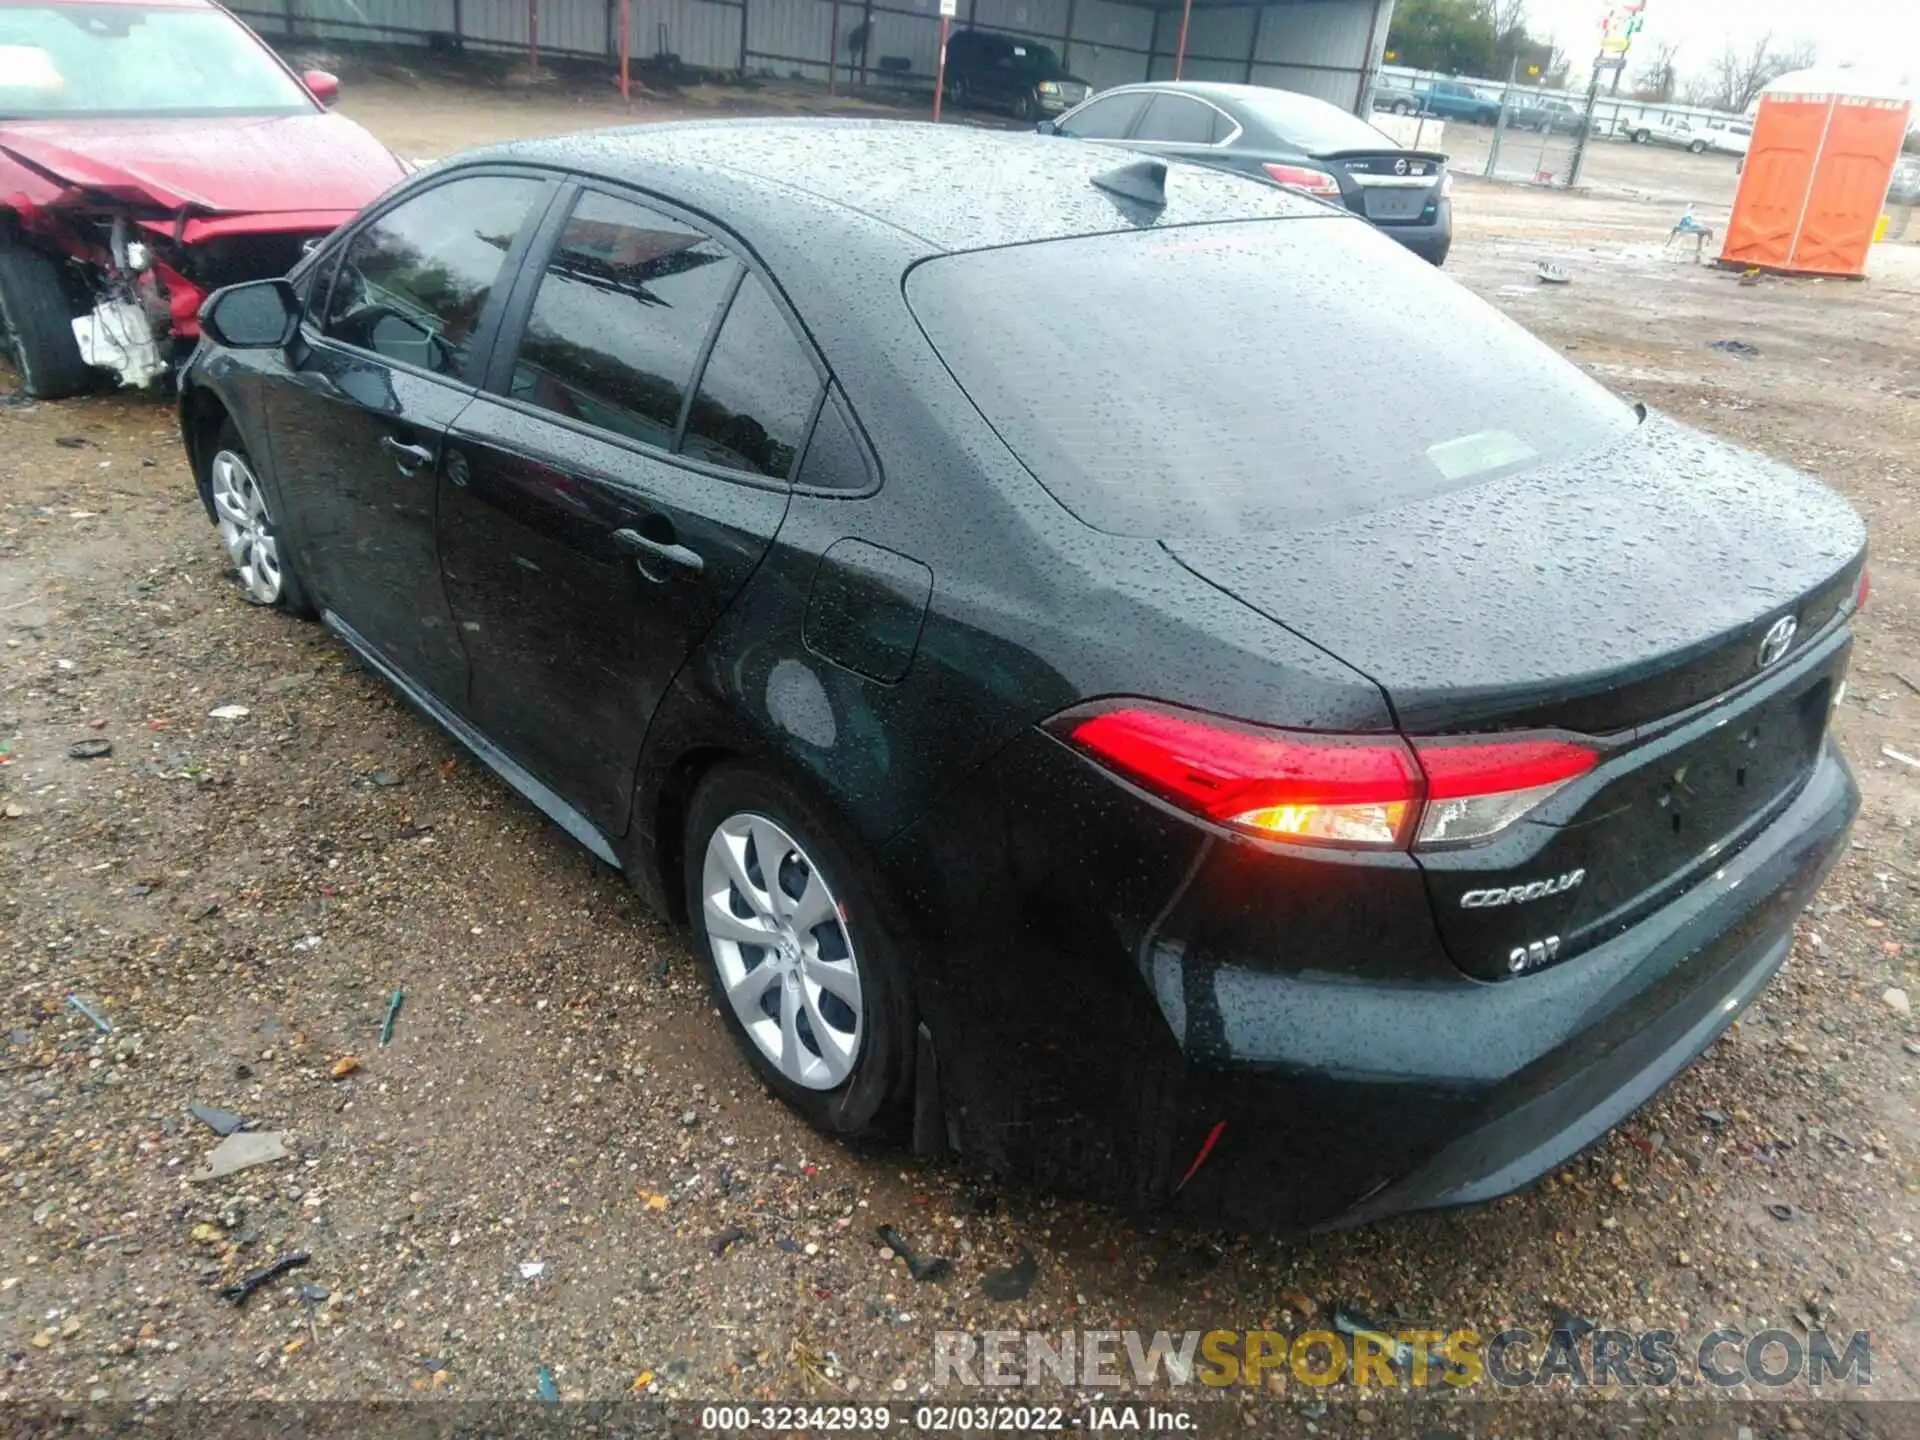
[436,185,820,835]
[267,170,554,703]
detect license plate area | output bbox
[1362,189,1431,222]
[1415,634,1847,982]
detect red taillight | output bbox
[1055,702,1597,851]
[1262,162,1343,198]
[1855,566,1870,613]
[1409,737,1596,846]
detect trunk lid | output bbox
[1162,414,1863,735]
[1164,415,1865,980]
[1320,149,1447,225]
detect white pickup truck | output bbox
[1618,114,1709,152]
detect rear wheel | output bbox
[686,764,916,1138]
[1392,100,1413,115]
[0,243,93,399]
[1633,128,1651,144]
[1688,139,1707,154]
[206,422,313,615]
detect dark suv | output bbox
[944,29,1091,121]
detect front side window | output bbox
[507,191,739,449]
[1060,92,1148,140]
[680,275,823,479]
[0,3,314,117]
[323,174,544,378]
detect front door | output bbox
[265,171,553,702]
[438,187,821,835]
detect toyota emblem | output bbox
[1757,615,1797,669]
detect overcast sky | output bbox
[1526,0,1920,88]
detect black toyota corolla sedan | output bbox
[1040,81,1454,264]
[178,120,1865,1234]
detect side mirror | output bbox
[303,69,340,106]
[1034,118,1058,135]
[201,279,300,350]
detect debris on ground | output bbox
[712,1226,747,1258]
[380,987,405,1045]
[66,994,113,1033]
[1885,987,1911,1017]
[329,1055,361,1081]
[217,1252,311,1306]
[188,1103,246,1135]
[1332,1305,1421,1369]
[66,738,112,759]
[876,1225,952,1283]
[1536,260,1571,284]
[207,704,251,720]
[190,1130,288,1182]
[518,1260,546,1280]
[536,1366,560,1402]
[1768,1203,1797,1221]
[1707,338,1761,358]
[1882,745,1920,770]
[981,1246,1038,1302]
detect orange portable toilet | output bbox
[1719,66,1913,278]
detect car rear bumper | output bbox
[905,735,1854,1233]
[1170,741,1858,1229]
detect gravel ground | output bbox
[1,66,1917,1434]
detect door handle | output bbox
[380,434,435,473]
[612,526,705,577]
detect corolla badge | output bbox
[1758,615,1797,669]
[1460,869,1585,908]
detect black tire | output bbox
[0,242,93,399]
[204,420,316,618]
[1392,100,1413,115]
[1688,139,1707,154]
[685,763,916,1139]
[949,74,970,107]
[1012,89,1037,122]
[1633,128,1651,144]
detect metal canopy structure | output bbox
[239,0,1394,116]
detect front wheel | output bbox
[1688,139,1707,154]
[1392,100,1413,115]
[686,764,916,1137]
[0,243,93,399]
[1633,128,1651,144]
[206,422,314,616]
[1012,89,1037,122]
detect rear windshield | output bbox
[0,4,312,118]
[1234,88,1397,153]
[907,220,1636,537]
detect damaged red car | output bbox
[0,0,406,396]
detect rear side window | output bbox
[323,174,544,377]
[1134,93,1220,144]
[1060,92,1147,139]
[907,221,1636,537]
[507,191,739,448]
[680,275,823,479]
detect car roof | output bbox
[466,117,1324,255]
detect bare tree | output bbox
[1633,40,1680,102]
[1486,0,1528,40]
[1700,32,1818,113]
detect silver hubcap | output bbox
[701,813,862,1091]
[209,448,283,605]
